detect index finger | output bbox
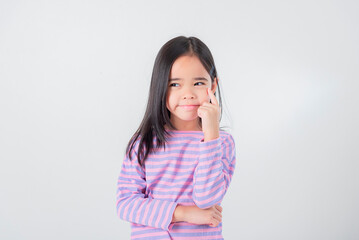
[207,88,219,105]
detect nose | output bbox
[183,95,194,99]
[182,87,195,99]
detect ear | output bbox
[211,77,218,93]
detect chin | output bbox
[179,116,199,121]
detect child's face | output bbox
[166,55,217,129]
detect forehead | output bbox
[170,55,209,77]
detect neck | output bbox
[165,121,202,131]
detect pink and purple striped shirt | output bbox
[116,130,236,239]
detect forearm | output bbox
[193,134,235,209]
[171,204,223,227]
[193,137,225,208]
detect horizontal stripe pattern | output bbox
[116,130,236,239]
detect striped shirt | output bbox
[116,130,236,239]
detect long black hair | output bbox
[125,36,225,167]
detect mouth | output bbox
[179,105,199,110]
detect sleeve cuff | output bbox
[163,201,178,231]
[199,136,221,147]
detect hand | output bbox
[181,204,223,227]
[197,88,220,141]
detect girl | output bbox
[116,36,236,240]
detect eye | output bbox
[169,83,179,87]
[195,82,206,86]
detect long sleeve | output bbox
[192,133,236,209]
[116,140,178,231]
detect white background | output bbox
[0,0,358,239]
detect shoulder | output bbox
[127,134,143,156]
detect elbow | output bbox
[192,186,226,209]
[193,177,229,209]
[194,202,212,209]
[193,194,222,209]
[116,190,132,218]
[116,196,126,218]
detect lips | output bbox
[179,105,199,110]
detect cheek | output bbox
[166,95,174,109]
[165,98,170,109]
[199,91,210,103]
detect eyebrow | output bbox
[169,77,208,82]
